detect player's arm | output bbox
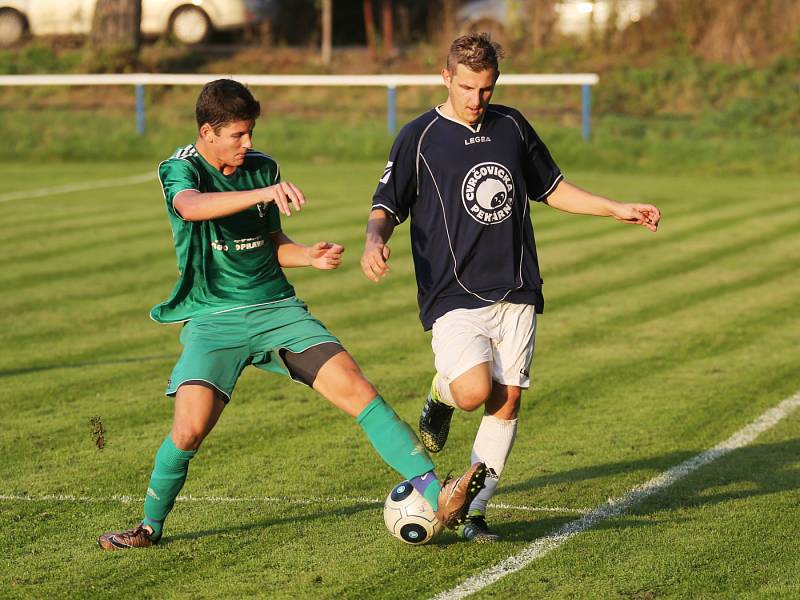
[269,230,344,270]
[361,208,396,282]
[173,181,305,222]
[545,180,661,232]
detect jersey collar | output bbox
[434,105,485,133]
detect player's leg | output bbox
[249,299,486,528]
[278,343,486,529]
[98,313,248,550]
[459,382,520,542]
[310,349,442,506]
[142,384,226,535]
[97,385,226,550]
[460,302,535,542]
[419,307,495,453]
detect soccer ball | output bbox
[383,480,443,545]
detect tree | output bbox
[381,0,394,60]
[363,0,378,61]
[527,0,556,49]
[321,0,332,65]
[89,0,142,72]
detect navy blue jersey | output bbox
[372,104,563,330]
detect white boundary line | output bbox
[0,173,154,204]
[431,391,800,600]
[0,493,587,515]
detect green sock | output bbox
[142,434,196,540]
[356,395,437,489]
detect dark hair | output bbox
[195,79,261,131]
[446,32,504,74]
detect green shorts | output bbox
[166,298,340,401]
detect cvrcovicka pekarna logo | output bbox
[461,162,515,225]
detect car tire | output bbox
[170,6,211,45]
[0,9,26,47]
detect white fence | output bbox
[0,73,599,139]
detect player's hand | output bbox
[360,242,391,282]
[309,242,344,270]
[612,203,661,232]
[263,181,306,216]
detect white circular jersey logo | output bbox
[461,162,515,225]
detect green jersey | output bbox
[150,144,295,323]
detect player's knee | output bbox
[347,373,378,403]
[454,387,490,412]
[171,427,205,451]
[316,356,377,403]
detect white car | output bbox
[0,0,274,47]
[457,0,657,38]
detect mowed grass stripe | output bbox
[6,210,794,379]
[1,169,780,296]
[299,214,798,332]
[359,269,798,426]
[536,191,798,272]
[539,187,798,265]
[0,181,161,231]
[4,183,792,390]
[305,223,795,333]
[550,214,800,310]
[0,173,154,204]
[551,254,799,351]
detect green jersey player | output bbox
[98,79,485,550]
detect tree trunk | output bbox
[381,0,394,60]
[363,0,378,61]
[321,0,332,65]
[89,0,142,72]
[528,0,556,48]
[442,0,457,43]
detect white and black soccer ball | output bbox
[383,480,443,545]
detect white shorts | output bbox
[430,302,537,389]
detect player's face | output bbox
[202,119,255,168]
[443,64,498,124]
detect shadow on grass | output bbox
[497,437,800,538]
[161,500,379,545]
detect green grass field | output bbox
[1,161,799,599]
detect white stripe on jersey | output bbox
[370,203,399,223]
[172,145,197,159]
[250,151,279,177]
[246,150,275,161]
[246,151,280,181]
[488,109,524,141]
[536,173,564,201]
[416,116,439,195]
[157,156,201,222]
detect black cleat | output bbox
[458,513,501,543]
[419,375,455,453]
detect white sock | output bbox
[434,374,458,409]
[468,415,518,515]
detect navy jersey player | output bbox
[361,34,661,542]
